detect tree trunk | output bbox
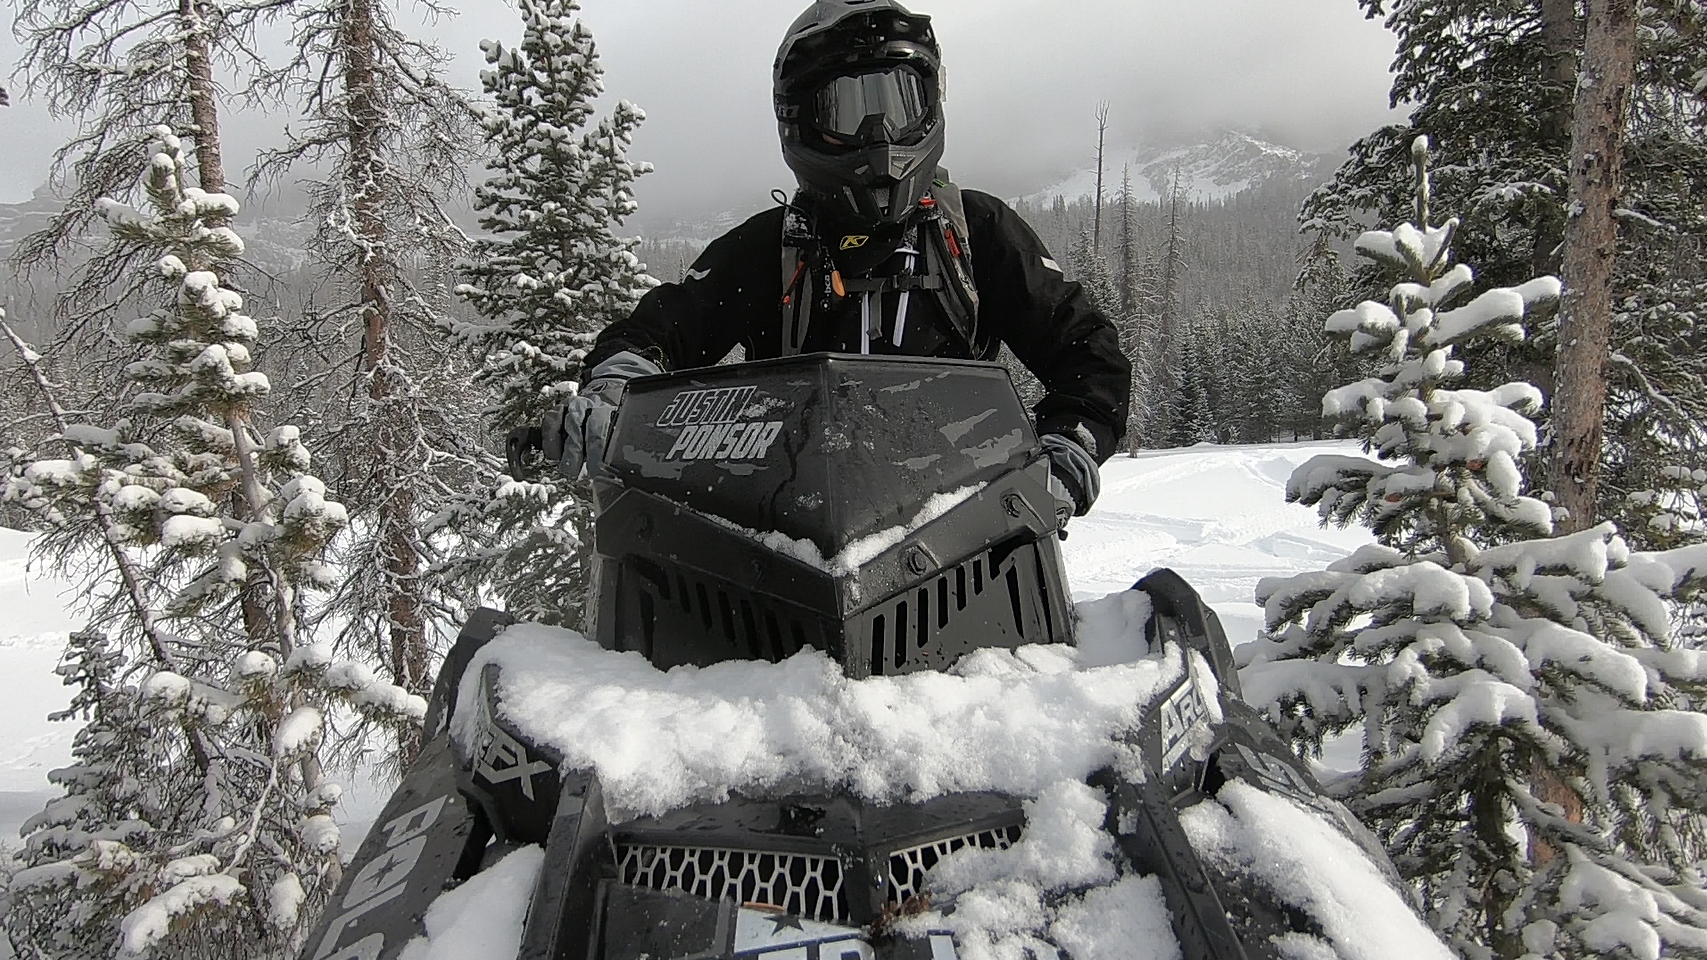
[1092,102,1109,254]
[1550,0,1637,534]
[345,0,429,711]
[1533,0,1580,280]
[181,0,225,197]
[1536,0,1636,869]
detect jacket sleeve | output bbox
[964,190,1131,462]
[582,211,778,380]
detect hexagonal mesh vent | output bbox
[616,844,848,922]
[886,825,1023,904]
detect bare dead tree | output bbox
[254,0,484,725]
[1092,100,1109,254]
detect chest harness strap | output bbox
[779,172,987,358]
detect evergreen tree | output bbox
[8,0,257,314]
[1111,164,1157,453]
[0,131,423,959]
[1606,276,1707,549]
[1166,317,1215,447]
[1147,170,1191,446]
[1301,0,1707,548]
[1067,227,1119,317]
[1242,138,1707,959]
[445,0,656,628]
[1116,165,1140,322]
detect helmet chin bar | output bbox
[784,129,942,227]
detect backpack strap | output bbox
[777,176,990,360]
[780,204,815,356]
[922,170,993,359]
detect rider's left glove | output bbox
[541,351,662,480]
[1040,425,1102,530]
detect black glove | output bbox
[1040,427,1102,534]
[540,350,662,480]
[506,425,544,479]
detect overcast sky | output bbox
[1,0,1402,218]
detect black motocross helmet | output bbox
[774,0,945,229]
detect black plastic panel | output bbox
[297,734,487,960]
[605,353,1035,559]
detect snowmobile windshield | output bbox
[809,65,933,146]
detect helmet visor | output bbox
[810,66,932,146]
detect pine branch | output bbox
[2,311,189,676]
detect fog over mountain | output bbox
[0,0,1400,225]
[1021,130,1336,207]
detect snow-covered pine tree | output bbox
[1142,170,1191,447]
[1067,226,1119,317]
[1240,136,1707,959]
[256,0,485,701]
[0,131,424,959]
[1109,165,1168,453]
[1166,317,1215,447]
[443,0,655,628]
[1609,277,1707,550]
[1301,0,1707,551]
[9,0,257,319]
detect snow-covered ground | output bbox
[0,440,1371,852]
[1064,440,1371,646]
[0,528,81,854]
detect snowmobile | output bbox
[300,354,1412,960]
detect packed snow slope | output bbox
[0,440,1372,849]
[1064,441,1371,646]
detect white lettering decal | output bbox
[317,933,384,960]
[1160,677,1208,772]
[667,425,700,459]
[476,727,554,800]
[752,421,785,458]
[380,795,447,847]
[1235,742,1315,800]
[314,884,406,959]
[311,795,450,960]
[655,384,784,463]
[344,835,428,907]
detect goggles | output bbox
[804,65,934,148]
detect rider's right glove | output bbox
[542,351,662,479]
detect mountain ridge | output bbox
[1021,129,1334,207]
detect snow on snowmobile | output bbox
[299,354,1419,960]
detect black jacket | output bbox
[585,189,1131,462]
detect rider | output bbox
[538,0,1130,521]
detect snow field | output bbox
[0,528,80,851]
[1066,440,1372,648]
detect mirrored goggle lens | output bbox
[811,67,931,143]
